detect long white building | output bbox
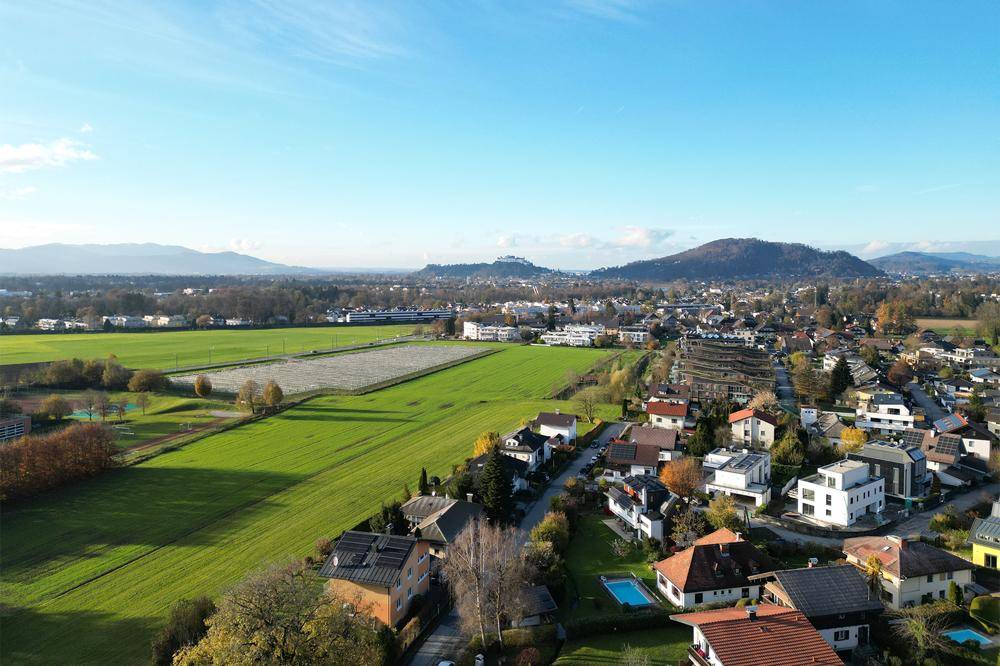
[463,321,519,342]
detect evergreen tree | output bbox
[479,448,513,523]
[829,356,852,398]
[418,467,429,495]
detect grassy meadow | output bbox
[1,345,628,664]
[0,324,416,369]
[554,626,691,665]
[914,317,979,337]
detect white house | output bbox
[843,536,975,609]
[646,401,687,431]
[796,459,884,527]
[605,474,676,541]
[36,318,65,331]
[539,324,604,347]
[463,321,519,342]
[855,393,916,434]
[704,448,772,507]
[618,326,650,345]
[499,427,551,471]
[102,315,148,329]
[533,412,577,443]
[727,409,777,448]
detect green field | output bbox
[914,317,978,337]
[554,626,691,665]
[1,345,625,664]
[0,324,416,369]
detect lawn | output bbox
[1,345,624,665]
[914,317,978,337]
[554,626,691,665]
[562,512,665,621]
[0,324,416,369]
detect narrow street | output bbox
[906,380,947,423]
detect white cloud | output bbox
[612,226,673,249]
[0,186,39,201]
[556,233,596,248]
[228,238,262,252]
[862,240,892,255]
[497,234,516,249]
[0,138,98,173]
[79,123,94,133]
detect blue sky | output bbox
[1,0,998,269]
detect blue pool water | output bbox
[605,579,654,606]
[943,628,992,647]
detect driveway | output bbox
[906,381,946,423]
[407,607,462,666]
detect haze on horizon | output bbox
[1,1,998,270]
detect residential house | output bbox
[400,494,458,525]
[319,531,430,627]
[654,528,776,608]
[500,427,551,470]
[754,565,883,652]
[847,440,929,501]
[671,604,843,666]
[0,414,31,442]
[605,474,677,541]
[647,383,690,405]
[647,401,688,431]
[603,441,661,479]
[468,451,530,492]
[143,314,188,328]
[970,367,1000,386]
[800,407,847,447]
[968,500,1000,570]
[933,413,995,463]
[463,320,519,342]
[796,459,884,527]
[988,408,1000,439]
[412,499,484,559]
[704,448,772,507]
[939,345,1000,369]
[912,429,981,488]
[727,409,777,448]
[103,315,148,328]
[533,412,577,443]
[618,325,650,345]
[822,349,878,386]
[628,425,683,462]
[854,393,916,434]
[36,318,65,331]
[842,535,975,609]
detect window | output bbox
[742,588,749,598]
[408,587,413,599]
[803,488,815,501]
[395,598,402,611]
[825,494,832,505]
[834,630,850,642]
[826,509,832,516]
[939,590,946,599]
[694,593,703,604]
[946,571,953,580]
[396,579,401,590]
[927,574,933,583]
[408,567,412,579]
[802,503,815,516]
[985,554,998,569]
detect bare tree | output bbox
[81,389,99,421]
[135,392,151,416]
[94,392,111,421]
[442,520,530,651]
[576,390,598,423]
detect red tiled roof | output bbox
[671,604,842,666]
[647,402,687,417]
[728,409,778,426]
[653,533,775,592]
[694,527,742,546]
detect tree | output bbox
[418,467,429,494]
[577,390,598,423]
[546,305,557,331]
[116,396,129,422]
[101,357,132,390]
[38,394,72,421]
[368,501,405,535]
[193,374,212,398]
[771,428,806,466]
[659,458,701,501]
[705,494,742,532]
[947,580,963,607]
[81,389,99,421]
[829,356,852,397]
[670,508,709,548]
[236,379,260,413]
[478,448,513,522]
[889,605,950,662]
[136,392,151,416]
[95,392,112,421]
[150,596,216,665]
[473,431,501,456]
[686,420,714,457]
[839,426,868,454]
[863,554,886,602]
[523,540,565,590]
[262,380,284,408]
[442,521,529,652]
[747,390,778,412]
[195,314,214,328]
[620,644,652,666]
[886,359,913,387]
[530,511,570,553]
[128,369,170,392]
[859,344,881,368]
[976,301,1000,346]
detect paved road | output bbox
[906,381,947,423]
[407,422,627,666]
[773,361,795,411]
[894,482,999,538]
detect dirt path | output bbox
[122,417,230,453]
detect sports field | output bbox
[1,345,628,664]
[0,324,416,369]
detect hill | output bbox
[591,238,881,281]
[0,243,320,275]
[869,251,1000,274]
[413,256,554,279]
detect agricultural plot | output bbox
[1,345,628,665]
[171,344,486,394]
[915,317,979,337]
[0,324,415,369]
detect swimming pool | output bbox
[604,578,656,607]
[943,628,992,647]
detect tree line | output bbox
[0,423,117,501]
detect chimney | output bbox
[735,532,742,542]
[467,493,474,503]
[746,605,758,621]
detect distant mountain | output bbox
[590,238,881,282]
[0,243,320,276]
[413,256,555,279]
[869,251,1000,275]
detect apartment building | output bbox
[462,321,519,342]
[677,335,774,404]
[854,393,916,434]
[847,440,929,501]
[796,459,884,527]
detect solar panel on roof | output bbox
[935,434,961,456]
[902,430,926,448]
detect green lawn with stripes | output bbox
[0,324,415,369]
[1,345,627,665]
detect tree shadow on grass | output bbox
[2,466,306,581]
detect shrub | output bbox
[128,369,170,392]
[530,512,570,553]
[0,423,117,500]
[516,647,542,666]
[970,595,999,630]
[315,538,334,558]
[150,596,216,665]
[611,538,634,558]
[37,394,72,421]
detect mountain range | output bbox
[868,251,1000,275]
[0,243,319,276]
[413,257,555,279]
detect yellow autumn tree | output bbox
[839,427,868,453]
[473,431,501,456]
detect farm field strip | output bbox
[171,344,486,394]
[1,345,620,664]
[0,324,415,369]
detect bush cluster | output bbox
[0,423,117,500]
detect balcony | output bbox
[688,644,712,666]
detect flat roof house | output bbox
[796,459,884,527]
[704,448,771,507]
[846,441,929,501]
[672,603,843,666]
[842,535,974,610]
[319,531,430,627]
[754,565,884,652]
[854,393,916,434]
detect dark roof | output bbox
[401,495,456,521]
[850,440,924,465]
[767,565,883,618]
[872,393,904,406]
[534,412,576,428]
[623,473,668,495]
[520,585,558,617]
[629,425,679,450]
[969,509,1000,549]
[469,452,529,478]
[503,427,549,453]
[416,500,484,545]
[843,536,974,578]
[607,442,660,467]
[319,531,417,588]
